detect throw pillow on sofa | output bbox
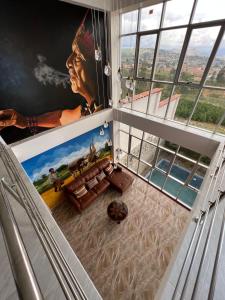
[86,177,98,189]
[74,185,88,199]
[104,164,114,175]
[96,171,106,182]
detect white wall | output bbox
[11,109,113,163]
[114,108,222,158]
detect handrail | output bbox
[208,201,225,299]
[0,143,90,300]
[0,143,91,300]
[169,144,225,299]
[0,180,44,300]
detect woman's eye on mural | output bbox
[0,3,108,144]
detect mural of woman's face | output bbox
[66,39,95,106]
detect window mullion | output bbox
[149,2,166,82]
[137,131,145,174]
[201,25,225,87]
[173,27,192,84]
[213,111,225,134]
[133,9,141,80]
[162,146,180,190]
[175,159,200,201]
[188,0,199,24]
[186,88,203,125]
[164,85,175,120]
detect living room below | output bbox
[52,171,189,300]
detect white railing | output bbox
[0,142,101,300]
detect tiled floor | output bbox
[52,171,190,300]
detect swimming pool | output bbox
[146,159,203,207]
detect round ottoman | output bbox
[107,200,128,224]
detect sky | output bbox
[22,125,111,182]
[121,0,225,57]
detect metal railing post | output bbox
[0,180,43,300]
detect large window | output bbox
[118,123,210,209]
[120,0,225,135]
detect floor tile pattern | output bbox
[53,172,189,300]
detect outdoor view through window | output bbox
[118,0,225,208]
[120,0,225,135]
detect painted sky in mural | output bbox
[0,0,107,144]
[22,126,111,182]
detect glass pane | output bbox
[139,3,163,31]
[121,10,138,34]
[138,161,152,178]
[140,141,157,165]
[128,155,139,173]
[156,149,175,173]
[194,0,225,23]
[163,177,182,198]
[205,35,225,88]
[119,122,129,133]
[189,166,206,190]
[172,85,199,123]
[163,0,194,28]
[121,35,136,77]
[200,155,211,166]
[131,81,150,113]
[130,136,141,157]
[119,131,129,152]
[155,29,186,81]
[190,89,225,133]
[170,156,195,183]
[137,34,157,79]
[159,139,179,153]
[143,132,159,145]
[149,169,166,188]
[180,27,220,84]
[130,127,143,139]
[178,146,200,161]
[178,186,197,207]
[119,151,128,167]
[216,116,225,135]
[149,83,173,118]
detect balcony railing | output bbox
[0,142,102,300]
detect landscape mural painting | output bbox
[22,125,112,208]
[0,0,107,144]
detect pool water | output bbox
[146,160,203,207]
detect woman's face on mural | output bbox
[66,40,95,106]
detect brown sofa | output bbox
[64,158,133,213]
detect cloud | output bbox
[31,146,88,181]
[30,134,110,182]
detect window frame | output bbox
[119,0,225,135]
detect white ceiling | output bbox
[62,0,165,11]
